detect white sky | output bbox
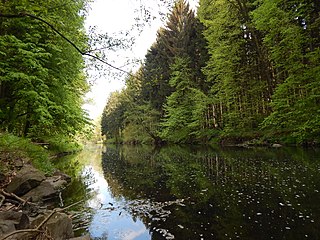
[83,0,199,120]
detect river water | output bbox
[55,144,320,240]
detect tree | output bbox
[198,0,273,134]
[0,0,90,138]
[141,0,208,112]
[253,0,320,143]
[160,57,208,143]
[101,91,126,142]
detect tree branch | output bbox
[0,12,134,76]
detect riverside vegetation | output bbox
[101,0,320,146]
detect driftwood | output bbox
[0,189,36,207]
[0,200,84,240]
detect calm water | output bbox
[56,144,320,240]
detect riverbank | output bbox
[0,133,88,240]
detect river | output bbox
[54,144,320,240]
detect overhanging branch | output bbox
[0,12,133,76]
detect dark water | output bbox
[56,145,320,240]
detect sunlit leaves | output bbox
[0,0,90,138]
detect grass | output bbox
[0,132,54,174]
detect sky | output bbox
[83,0,199,120]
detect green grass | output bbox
[0,132,54,174]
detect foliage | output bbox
[0,0,90,139]
[99,0,320,145]
[0,132,53,174]
[160,57,208,143]
[252,0,320,144]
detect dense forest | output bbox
[101,0,320,145]
[0,0,91,143]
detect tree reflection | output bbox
[101,145,320,240]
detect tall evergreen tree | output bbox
[141,0,208,111]
[160,57,208,143]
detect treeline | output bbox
[0,0,90,141]
[101,0,320,145]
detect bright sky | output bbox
[83,0,199,120]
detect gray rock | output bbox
[6,165,45,196]
[31,211,74,240]
[272,143,282,148]
[46,176,68,190]
[0,211,30,235]
[53,170,72,183]
[22,180,58,203]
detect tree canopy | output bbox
[101,0,320,145]
[0,0,91,139]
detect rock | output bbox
[68,235,91,240]
[53,170,72,183]
[46,176,68,190]
[272,143,282,148]
[14,158,24,168]
[31,211,74,240]
[22,180,58,203]
[0,211,30,235]
[6,165,45,196]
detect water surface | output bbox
[56,145,320,240]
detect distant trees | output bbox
[101,0,320,145]
[0,0,90,139]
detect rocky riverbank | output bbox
[0,155,89,240]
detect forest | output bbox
[101,0,320,145]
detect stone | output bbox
[22,180,58,203]
[0,211,30,235]
[53,170,72,183]
[6,165,45,196]
[272,143,282,148]
[31,211,74,240]
[46,176,68,190]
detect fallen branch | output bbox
[36,200,84,231]
[0,200,84,240]
[0,229,44,240]
[0,189,36,206]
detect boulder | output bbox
[31,211,74,240]
[0,211,30,235]
[46,176,68,190]
[22,180,58,203]
[6,165,45,196]
[53,170,72,183]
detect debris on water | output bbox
[178,224,184,229]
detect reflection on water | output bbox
[57,145,320,240]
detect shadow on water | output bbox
[56,144,320,240]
